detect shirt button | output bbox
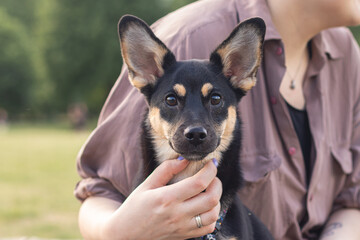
[275,46,283,55]
[270,96,277,105]
[288,147,296,156]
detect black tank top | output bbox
[286,102,312,186]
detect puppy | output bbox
[118,15,273,240]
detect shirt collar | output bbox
[306,31,344,77]
[313,30,344,60]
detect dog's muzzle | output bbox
[170,124,218,161]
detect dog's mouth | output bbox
[169,139,220,161]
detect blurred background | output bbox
[0,0,359,238]
[0,0,195,238]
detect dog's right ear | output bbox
[118,15,176,94]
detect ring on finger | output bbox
[195,214,203,228]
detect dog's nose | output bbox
[184,126,207,145]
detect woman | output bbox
[75,0,360,239]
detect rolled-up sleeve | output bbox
[74,68,147,202]
[75,177,126,202]
[333,34,360,210]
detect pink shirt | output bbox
[75,0,360,239]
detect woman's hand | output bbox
[101,158,222,240]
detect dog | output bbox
[118,15,273,240]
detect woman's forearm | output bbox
[319,208,360,240]
[78,197,122,240]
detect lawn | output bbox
[0,123,92,238]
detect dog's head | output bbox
[119,15,265,162]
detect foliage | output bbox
[0,0,195,120]
[0,0,359,120]
[0,7,35,117]
[350,26,360,45]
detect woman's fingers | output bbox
[182,177,222,216]
[141,158,189,189]
[193,201,221,228]
[164,159,218,202]
[124,158,221,240]
[185,202,221,238]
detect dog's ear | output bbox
[210,17,266,92]
[118,15,176,92]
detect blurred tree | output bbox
[158,0,197,10]
[30,0,57,117]
[0,0,196,119]
[1,0,359,120]
[0,0,55,119]
[43,0,178,117]
[0,7,35,117]
[350,26,360,45]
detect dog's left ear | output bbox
[118,15,176,92]
[210,18,266,92]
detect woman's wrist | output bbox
[101,213,125,240]
[100,205,137,240]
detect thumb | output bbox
[142,158,189,189]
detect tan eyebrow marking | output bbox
[173,84,186,97]
[201,83,213,97]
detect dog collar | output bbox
[200,207,228,240]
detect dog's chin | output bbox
[180,153,209,161]
[170,141,218,161]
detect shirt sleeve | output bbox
[332,32,360,211]
[74,67,147,201]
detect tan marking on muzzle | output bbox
[173,84,186,97]
[201,83,213,97]
[197,106,237,168]
[217,106,237,152]
[149,108,167,138]
[148,106,237,184]
[148,108,178,163]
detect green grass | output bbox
[0,123,92,238]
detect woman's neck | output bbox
[267,0,315,110]
[267,0,360,110]
[267,0,359,57]
[267,0,320,58]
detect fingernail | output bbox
[212,158,218,168]
[177,156,184,161]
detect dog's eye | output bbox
[210,94,222,105]
[165,94,178,106]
